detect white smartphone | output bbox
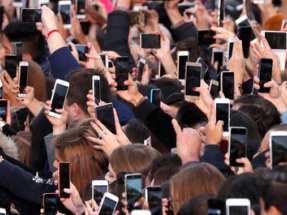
[99,53,110,68]
[145,186,162,215]
[261,31,287,51]
[226,198,251,215]
[235,15,257,43]
[0,208,6,215]
[98,192,119,215]
[18,61,29,98]
[49,79,70,118]
[76,0,86,19]
[13,0,23,8]
[92,75,101,105]
[59,1,72,29]
[177,51,189,80]
[269,131,287,169]
[253,0,264,3]
[227,38,237,70]
[131,210,151,215]
[185,62,201,100]
[92,180,108,205]
[39,0,49,7]
[137,58,146,82]
[125,173,142,213]
[215,98,230,137]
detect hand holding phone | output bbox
[92,76,101,104]
[215,98,230,137]
[95,103,116,134]
[18,61,29,98]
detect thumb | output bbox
[172,119,182,135]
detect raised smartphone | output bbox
[125,173,142,213]
[185,62,201,100]
[150,89,161,108]
[269,131,287,169]
[197,29,216,46]
[59,1,72,29]
[258,58,273,93]
[221,71,234,100]
[43,193,57,215]
[227,38,237,70]
[229,127,247,167]
[140,34,161,49]
[18,61,29,98]
[115,56,129,91]
[226,198,251,215]
[95,103,116,134]
[261,31,287,50]
[58,162,70,198]
[92,180,108,205]
[98,193,119,215]
[235,15,257,42]
[177,51,189,80]
[73,45,89,62]
[196,57,208,79]
[76,0,86,19]
[217,0,225,27]
[238,26,252,58]
[209,80,219,99]
[145,186,162,215]
[21,9,42,22]
[0,208,5,215]
[212,48,224,73]
[137,58,146,82]
[215,98,230,137]
[92,75,101,104]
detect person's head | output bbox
[162,92,184,118]
[107,144,161,183]
[64,68,111,124]
[175,101,208,129]
[153,167,179,185]
[153,77,183,99]
[171,163,225,214]
[53,126,109,197]
[122,119,150,144]
[177,194,215,215]
[11,131,32,166]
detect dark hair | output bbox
[175,102,208,128]
[45,77,56,102]
[3,21,46,62]
[153,167,179,185]
[150,134,171,154]
[177,194,215,215]
[153,77,183,99]
[125,119,150,144]
[165,92,184,107]
[65,68,111,115]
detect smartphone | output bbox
[178,3,196,16]
[258,58,273,93]
[99,54,109,68]
[137,58,146,82]
[197,30,216,46]
[207,198,226,215]
[125,173,142,212]
[43,193,57,215]
[131,210,151,215]
[39,0,49,7]
[238,27,252,58]
[80,21,90,35]
[150,89,161,108]
[95,103,116,134]
[229,127,247,167]
[13,0,23,7]
[58,162,70,198]
[221,71,234,100]
[177,51,189,80]
[196,57,208,79]
[21,9,42,22]
[215,98,230,137]
[269,131,287,169]
[0,6,4,30]
[145,186,162,215]
[0,208,5,215]
[76,0,86,19]
[11,42,23,63]
[217,0,225,27]
[212,48,224,73]
[281,19,287,30]
[59,1,71,29]
[227,38,237,70]
[98,193,119,215]
[140,34,161,49]
[226,198,251,215]
[185,62,201,100]
[5,55,17,79]
[0,100,7,122]
[115,56,129,91]
[261,31,287,50]
[18,61,29,98]
[92,180,108,205]
[235,15,257,42]
[209,80,219,99]
[244,0,254,21]
[92,75,101,105]
[49,79,70,118]
[130,11,142,25]
[73,45,89,62]
[253,0,264,3]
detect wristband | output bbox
[45,29,59,40]
[136,96,147,107]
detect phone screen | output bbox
[265,32,286,50]
[59,163,70,198]
[60,4,71,25]
[130,11,141,25]
[76,0,86,15]
[93,79,100,104]
[93,185,108,205]
[141,34,161,49]
[213,52,223,72]
[21,9,42,22]
[178,55,188,79]
[222,72,234,100]
[116,57,129,91]
[16,42,22,63]
[0,101,7,121]
[230,128,247,167]
[238,27,251,58]
[99,196,118,215]
[216,103,229,133]
[96,104,116,134]
[51,84,69,113]
[271,136,287,167]
[151,89,161,108]
[5,55,17,79]
[218,0,225,27]
[126,176,142,212]
[19,65,28,93]
[185,65,201,97]
[44,194,57,215]
[210,83,218,99]
[75,46,88,61]
[228,42,234,60]
[198,30,216,46]
[229,206,248,215]
[237,19,256,41]
[197,58,208,79]
[259,59,272,93]
[147,187,162,215]
[137,61,145,82]
[80,21,90,35]
[208,199,225,215]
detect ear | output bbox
[23,53,32,60]
[72,103,81,118]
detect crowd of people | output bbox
[0,0,286,214]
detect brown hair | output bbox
[171,163,225,215]
[53,126,109,197]
[11,131,32,166]
[110,144,161,177]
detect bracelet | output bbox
[136,96,147,107]
[45,29,59,40]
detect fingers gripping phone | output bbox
[92,75,101,105]
[98,193,119,215]
[125,173,142,213]
[184,62,201,100]
[229,127,247,167]
[92,180,108,205]
[43,193,57,215]
[72,45,89,62]
[58,162,70,198]
[269,131,287,169]
[221,71,234,100]
[150,89,161,108]
[115,56,129,91]
[18,61,29,98]
[215,98,230,137]
[145,186,162,215]
[258,58,273,93]
[95,103,116,134]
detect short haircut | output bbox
[65,68,111,115]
